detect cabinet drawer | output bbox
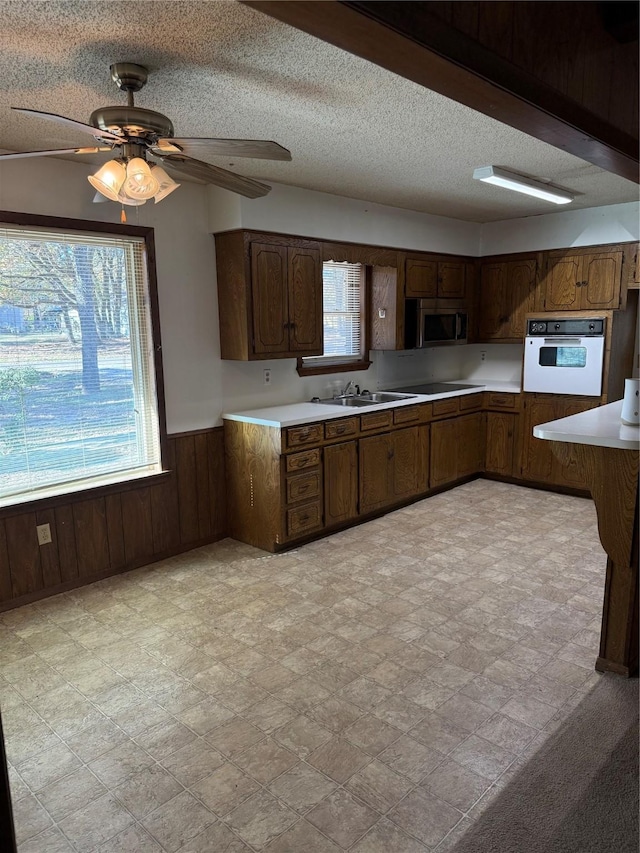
[286,423,323,448]
[287,501,322,537]
[485,392,517,410]
[360,411,393,431]
[286,470,321,504]
[286,448,320,472]
[459,393,482,412]
[432,398,459,417]
[325,417,358,440]
[394,405,421,425]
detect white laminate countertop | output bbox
[223,380,521,428]
[533,400,640,451]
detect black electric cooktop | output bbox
[390,382,483,395]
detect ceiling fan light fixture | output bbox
[123,157,159,200]
[472,165,573,205]
[150,164,180,202]
[87,159,126,201]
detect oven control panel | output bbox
[527,318,605,336]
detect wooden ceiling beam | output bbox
[243,0,639,184]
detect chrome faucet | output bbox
[340,381,360,397]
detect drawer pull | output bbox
[336,425,346,434]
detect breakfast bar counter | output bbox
[534,400,639,676]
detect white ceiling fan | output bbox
[2,62,291,213]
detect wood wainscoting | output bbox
[0,427,227,612]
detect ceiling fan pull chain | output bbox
[120,207,127,224]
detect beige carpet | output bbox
[447,672,639,852]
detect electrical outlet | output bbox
[263,368,271,385]
[36,523,52,546]
[481,351,486,362]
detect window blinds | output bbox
[319,261,364,360]
[0,223,161,505]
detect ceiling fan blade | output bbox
[11,107,121,141]
[0,146,111,161]
[155,137,291,161]
[158,154,271,199]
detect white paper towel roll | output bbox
[621,378,640,425]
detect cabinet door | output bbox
[390,425,429,501]
[520,395,560,482]
[405,258,438,298]
[506,259,536,338]
[581,251,623,310]
[543,255,581,311]
[251,243,289,353]
[521,395,598,486]
[438,261,466,299]
[288,246,323,353]
[478,263,509,340]
[324,441,359,526]
[457,413,485,477]
[430,418,459,487]
[485,412,516,476]
[359,433,392,513]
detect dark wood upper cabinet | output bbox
[542,248,625,311]
[477,257,537,342]
[216,230,323,360]
[438,260,467,299]
[405,257,438,298]
[404,256,467,300]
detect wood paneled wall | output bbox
[401,1,639,141]
[0,427,227,612]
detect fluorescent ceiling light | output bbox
[473,165,573,205]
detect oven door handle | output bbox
[542,337,584,345]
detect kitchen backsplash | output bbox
[220,343,524,415]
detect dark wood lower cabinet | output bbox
[520,394,600,488]
[360,425,429,514]
[324,440,359,526]
[431,413,484,486]
[485,412,517,476]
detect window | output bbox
[0,216,164,507]
[298,261,369,374]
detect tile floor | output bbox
[0,480,607,852]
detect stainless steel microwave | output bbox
[404,301,468,348]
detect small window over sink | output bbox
[297,261,370,376]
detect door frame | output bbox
[0,709,17,853]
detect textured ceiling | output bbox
[0,0,637,222]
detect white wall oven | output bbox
[523,318,605,396]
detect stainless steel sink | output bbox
[313,396,378,407]
[358,392,417,403]
[312,391,417,407]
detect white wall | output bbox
[1,155,636,429]
[0,156,220,433]
[210,182,481,255]
[481,201,640,255]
